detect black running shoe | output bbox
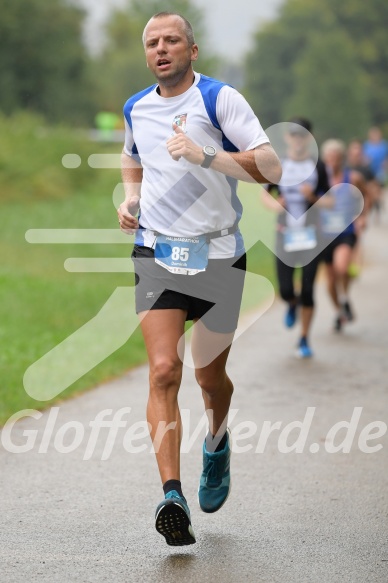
[342,301,354,322]
[334,315,343,332]
[155,490,196,546]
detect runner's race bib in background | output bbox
[154,234,209,275]
[320,210,348,236]
[283,226,317,252]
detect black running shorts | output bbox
[131,245,246,333]
[322,233,357,264]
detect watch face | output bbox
[204,145,216,156]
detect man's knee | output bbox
[334,264,349,278]
[195,369,233,398]
[150,359,182,391]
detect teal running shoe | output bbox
[155,490,196,546]
[198,431,231,513]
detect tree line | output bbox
[244,0,388,142]
[1,0,386,141]
[0,0,214,126]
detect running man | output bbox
[118,12,281,546]
[321,139,367,331]
[363,127,388,186]
[263,118,330,358]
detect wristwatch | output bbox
[201,145,217,168]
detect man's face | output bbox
[144,16,198,87]
[324,149,343,171]
[285,130,311,156]
[347,142,363,165]
[369,127,382,143]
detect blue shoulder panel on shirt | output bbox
[123,84,157,131]
[197,75,226,130]
[197,75,239,153]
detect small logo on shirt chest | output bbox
[173,113,187,133]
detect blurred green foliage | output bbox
[245,0,388,141]
[0,0,94,124]
[0,112,114,202]
[0,0,218,126]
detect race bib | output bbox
[283,226,317,252]
[320,210,348,236]
[154,234,209,275]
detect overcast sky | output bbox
[77,0,284,60]
[192,0,284,57]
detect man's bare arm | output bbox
[166,127,282,184]
[121,151,143,200]
[118,151,143,231]
[211,143,282,184]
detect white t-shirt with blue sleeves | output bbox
[123,72,269,258]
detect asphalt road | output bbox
[1,210,388,583]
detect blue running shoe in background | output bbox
[296,336,313,359]
[285,303,297,328]
[198,430,231,513]
[155,490,196,546]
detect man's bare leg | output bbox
[300,306,314,339]
[139,309,187,484]
[326,263,340,309]
[191,319,234,443]
[142,309,196,545]
[333,244,353,299]
[191,319,235,513]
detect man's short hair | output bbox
[142,12,196,47]
[287,116,313,134]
